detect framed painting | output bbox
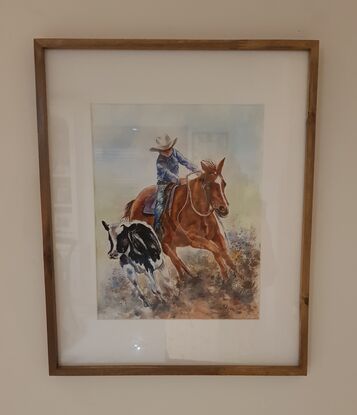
[34,39,319,375]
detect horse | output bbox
[101,220,165,307]
[123,158,236,282]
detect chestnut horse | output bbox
[123,158,236,281]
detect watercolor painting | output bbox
[92,104,263,319]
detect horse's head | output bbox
[101,220,128,259]
[200,158,229,218]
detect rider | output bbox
[150,135,199,236]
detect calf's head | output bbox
[102,221,130,259]
[102,220,120,259]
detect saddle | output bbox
[143,183,177,215]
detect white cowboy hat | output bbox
[150,134,178,152]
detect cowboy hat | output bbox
[150,134,178,152]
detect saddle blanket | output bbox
[143,183,177,215]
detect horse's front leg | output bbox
[186,232,229,279]
[212,231,237,272]
[162,242,193,283]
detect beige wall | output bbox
[1,0,356,413]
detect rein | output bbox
[187,174,214,217]
[177,172,213,225]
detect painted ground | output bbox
[98,228,260,319]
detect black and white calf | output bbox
[102,220,165,307]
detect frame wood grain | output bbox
[34,38,319,376]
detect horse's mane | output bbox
[201,159,217,173]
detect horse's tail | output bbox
[122,200,134,220]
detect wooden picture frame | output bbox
[34,39,319,376]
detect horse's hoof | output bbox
[221,273,229,280]
[220,265,230,279]
[227,268,235,278]
[184,269,195,279]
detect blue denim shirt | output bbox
[156,148,198,184]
